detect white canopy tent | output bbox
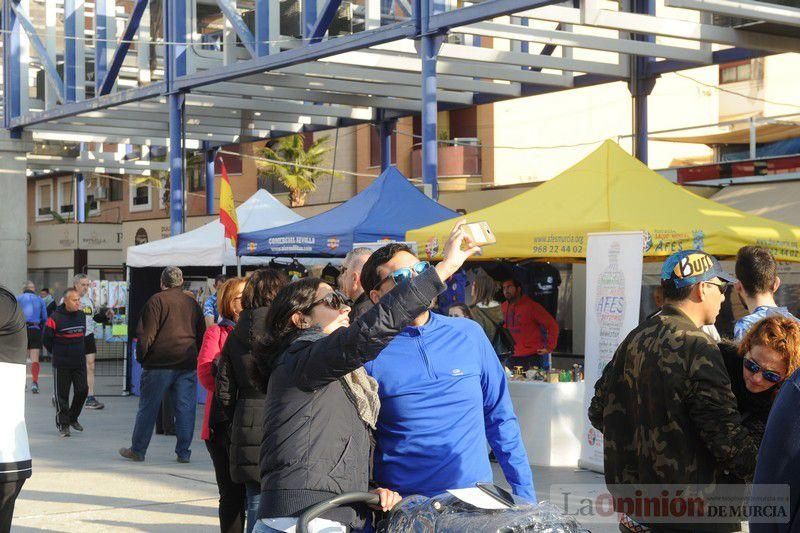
[126,189,306,268]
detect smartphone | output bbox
[463,221,497,246]
[476,482,516,508]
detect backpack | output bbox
[473,306,515,358]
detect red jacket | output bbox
[502,295,559,356]
[198,323,233,440]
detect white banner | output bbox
[579,232,644,473]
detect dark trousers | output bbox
[206,428,246,533]
[0,478,26,533]
[54,365,88,428]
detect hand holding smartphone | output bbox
[463,221,496,247]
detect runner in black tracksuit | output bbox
[43,289,88,437]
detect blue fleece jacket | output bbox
[16,291,47,329]
[364,312,535,501]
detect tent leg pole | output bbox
[420,33,441,200]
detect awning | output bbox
[711,181,800,228]
[653,122,800,145]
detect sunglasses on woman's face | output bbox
[306,291,350,313]
[377,261,431,290]
[743,356,784,384]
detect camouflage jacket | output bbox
[589,305,758,501]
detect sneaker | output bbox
[85,397,105,410]
[70,421,84,432]
[176,455,191,464]
[31,382,39,394]
[59,425,71,438]
[119,447,144,462]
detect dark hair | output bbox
[215,274,229,285]
[661,280,694,302]
[472,268,498,305]
[360,243,415,294]
[40,288,50,294]
[503,278,522,289]
[63,287,78,298]
[448,304,473,319]
[242,268,290,310]
[252,278,324,392]
[736,246,777,298]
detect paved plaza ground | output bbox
[12,363,615,532]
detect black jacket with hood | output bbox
[257,267,445,529]
[215,306,269,485]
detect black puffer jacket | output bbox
[216,306,269,485]
[257,267,445,529]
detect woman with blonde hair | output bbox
[198,277,248,533]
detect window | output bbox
[109,177,123,201]
[129,179,152,212]
[35,179,54,221]
[720,61,753,84]
[57,176,75,217]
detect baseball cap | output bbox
[660,250,735,289]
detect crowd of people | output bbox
[108,221,538,533]
[5,227,800,532]
[590,245,800,533]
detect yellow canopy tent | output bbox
[407,140,800,262]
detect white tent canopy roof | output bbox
[126,189,305,267]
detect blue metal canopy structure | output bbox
[4,0,800,235]
[238,165,458,256]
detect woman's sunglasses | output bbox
[743,356,783,384]
[306,291,350,313]
[377,261,431,290]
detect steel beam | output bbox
[304,0,318,39]
[254,0,272,55]
[522,4,800,53]
[666,0,800,28]
[309,0,343,43]
[199,81,426,111]
[646,47,769,77]
[99,0,150,95]
[185,93,374,120]
[428,0,566,32]
[204,142,217,214]
[169,92,185,235]
[461,20,711,63]
[64,0,78,101]
[76,173,86,222]
[281,62,522,96]
[379,115,396,171]
[9,0,66,102]
[216,0,257,56]
[240,72,474,104]
[630,0,656,165]
[171,21,416,91]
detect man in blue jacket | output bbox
[750,367,800,533]
[360,244,535,501]
[17,281,47,393]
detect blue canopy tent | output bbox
[238,167,458,257]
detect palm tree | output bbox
[256,134,337,207]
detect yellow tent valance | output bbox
[406,140,800,262]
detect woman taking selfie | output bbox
[252,221,479,533]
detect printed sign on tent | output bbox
[579,232,643,473]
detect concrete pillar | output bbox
[0,131,32,291]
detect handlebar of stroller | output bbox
[296,492,381,533]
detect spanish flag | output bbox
[218,156,239,249]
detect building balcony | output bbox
[411,144,482,191]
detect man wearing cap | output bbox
[589,250,758,532]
